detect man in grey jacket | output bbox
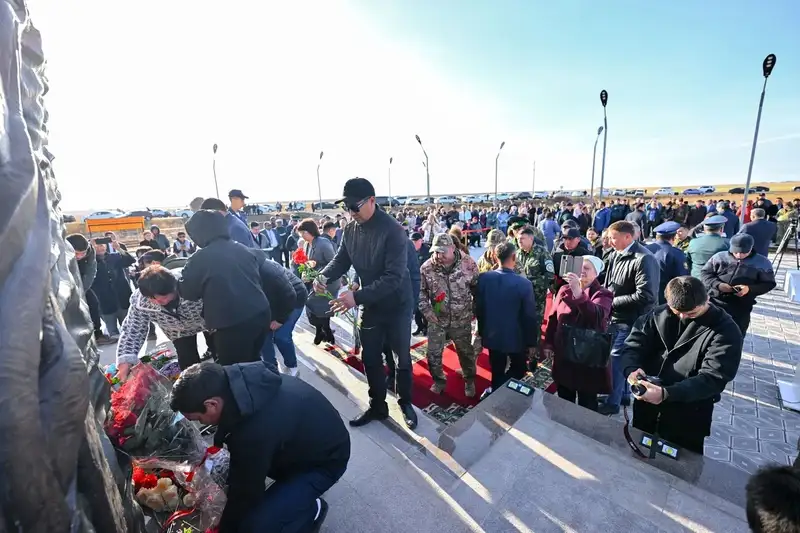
[598,220,660,415]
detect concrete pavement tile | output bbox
[660,488,749,532]
[731,437,760,452]
[757,427,788,442]
[703,446,731,462]
[730,450,771,475]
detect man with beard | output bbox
[315,178,418,429]
[700,234,776,338]
[619,276,742,453]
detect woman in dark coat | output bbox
[297,219,340,345]
[543,255,613,411]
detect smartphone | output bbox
[732,286,741,294]
[559,255,583,278]
[95,237,112,245]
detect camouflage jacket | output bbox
[515,244,554,300]
[477,250,498,273]
[419,250,479,326]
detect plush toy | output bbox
[183,493,197,507]
[136,476,179,511]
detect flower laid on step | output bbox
[433,291,446,314]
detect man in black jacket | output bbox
[738,208,777,257]
[182,210,294,365]
[67,233,116,345]
[170,362,350,533]
[619,276,742,453]
[411,232,430,335]
[315,178,418,429]
[599,220,660,415]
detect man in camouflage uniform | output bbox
[515,226,554,367]
[419,233,480,397]
[478,229,507,273]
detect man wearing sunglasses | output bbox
[314,178,418,430]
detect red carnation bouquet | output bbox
[433,291,446,314]
[292,247,321,283]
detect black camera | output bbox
[630,373,662,397]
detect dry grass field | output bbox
[624,181,800,204]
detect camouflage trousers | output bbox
[427,322,477,386]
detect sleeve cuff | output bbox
[117,354,139,366]
[353,290,364,306]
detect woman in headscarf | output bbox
[297,218,340,345]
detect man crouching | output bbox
[170,362,350,532]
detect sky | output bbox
[28,0,800,211]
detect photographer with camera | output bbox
[619,276,742,454]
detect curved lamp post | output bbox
[493,141,506,206]
[212,143,220,199]
[598,90,608,200]
[415,135,430,202]
[590,125,604,201]
[316,151,324,205]
[741,54,777,224]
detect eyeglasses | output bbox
[343,198,369,213]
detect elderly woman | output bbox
[543,255,613,411]
[297,218,340,345]
[421,214,441,245]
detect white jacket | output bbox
[116,290,207,366]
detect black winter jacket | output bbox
[91,251,135,314]
[320,208,412,315]
[215,363,350,533]
[258,257,307,317]
[604,241,660,325]
[181,210,270,329]
[619,304,742,404]
[700,250,776,309]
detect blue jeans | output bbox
[241,463,347,533]
[604,323,631,407]
[260,307,303,372]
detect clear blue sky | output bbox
[31,0,800,210]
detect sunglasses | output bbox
[343,198,369,213]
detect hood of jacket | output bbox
[224,362,282,418]
[185,209,230,248]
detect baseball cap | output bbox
[561,219,579,229]
[485,229,506,248]
[563,227,581,239]
[410,232,423,241]
[336,178,376,205]
[228,189,248,199]
[430,233,454,252]
[730,234,754,254]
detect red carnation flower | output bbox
[292,248,308,265]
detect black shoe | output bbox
[324,326,335,344]
[412,327,424,336]
[310,498,329,533]
[349,408,389,427]
[401,403,418,430]
[596,403,620,416]
[313,326,324,345]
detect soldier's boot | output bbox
[430,381,447,394]
[464,380,476,398]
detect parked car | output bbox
[495,193,514,201]
[682,188,703,195]
[406,197,429,206]
[532,191,549,199]
[611,189,626,196]
[84,210,124,221]
[728,186,769,194]
[62,214,76,223]
[514,192,533,200]
[793,186,800,192]
[124,209,154,220]
[570,190,586,197]
[434,196,458,205]
[174,209,194,219]
[150,209,173,218]
[653,188,674,196]
[394,196,407,204]
[698,185,716,194]
[312,201,337,210]
[375,196,401,208]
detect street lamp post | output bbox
[493,141,506,206]
[741,54,777,224]
[212,143,220,199]
[599,90,609,200]
[316,151,324,205]
[590,125,604,201]
[415,135,430,203]
[388,157,393,205]
[532,160,536,195]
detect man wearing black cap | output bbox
[646,221,688,305]
[228,189,249,224]
[700,233,776,337]
[314,178,418,429]
[410,232,430,335]
[686,215,729,277]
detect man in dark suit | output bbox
[274,218,291,268]
[476,242,538,396]
[738,208,777,257]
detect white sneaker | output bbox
[288,367,300,377]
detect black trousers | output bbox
[281,248,291,268]
[173,334,203,370]
[556,384,598,412]
[269,247,283,264]
[214,311,270,366]
[414,308,428,333]
[468,233,481,247]
[85,289,103,335]
[489,349,527,391]
[713,299,752,339]
[361,306,413,413]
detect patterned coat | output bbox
[419,251,479,327]
[515,243,554,321]
[116,290,207,366]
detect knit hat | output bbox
[583,255,604,275]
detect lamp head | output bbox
[212,143,218,154]
[319,151,324,160]
[763,54,776,78]
[499,141,506,150]
[600,90,608,107]
[389,157,393,164]
[597,126,604,135]
[415,134,422,144]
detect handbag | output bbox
[561,323,611,368]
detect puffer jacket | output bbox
[116,290,207,366]
[604,241,660,326]
[419,250,479,327]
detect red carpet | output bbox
[338,293,557,413]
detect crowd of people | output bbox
[64,182,800,532]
